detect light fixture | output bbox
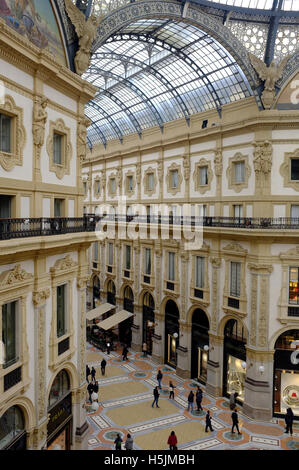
[259,365,265,373]
[241,361,247,369]
[173,332,178,339]
[203,345,209,351]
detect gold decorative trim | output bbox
[193,157,213,194]
[280,148,299,192]
[46,118,73,180]
[0,94,26,171]
[226,152,251,193]
[166,162,183,195]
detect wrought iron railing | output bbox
[1,214,299,241]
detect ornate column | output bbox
[152,311,164,364]
[131,242,142,351]
[214,148,223,216]
[243,263,273,420]
[183,152,190,201]
[253,140,272,217]
[176,321,191,379]
[32,287,50,449]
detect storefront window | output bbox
[198,348,208,382]
[48,370,70,409]
[226,355,246,402]
[0,406,25,450]
[168,334,177,366]
[289,267,299,304]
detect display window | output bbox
[0,406,26,450]
[226,354,246,402]
[168,334,177,367]
[274,370,299,416]
[197,347,208,383]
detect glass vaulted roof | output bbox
[203,0,299,10]
[83,19,253,147]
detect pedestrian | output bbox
[152,386,160,408]
[142,342,147,357]
[106,342,111,355]
[169,381,175,400]
[93,381,99,402]
[229,391,238,410]
[187,390,194,413]
[122,345,128,361]
[285,408,294,436]
[205,410,214,432]
[196,386,203,412]
[86,364,90,383]
[114,433,123,450]
[124,433,134,450]
[101,358,107,376]
[157,369,163,389]
[87,381,94,403]
[91,366,96,381]
[231,408,242,435]
[167,431,178,451]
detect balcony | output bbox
[0,215,96,240]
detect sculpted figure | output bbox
[78,117,91,162]
[249,53,290,109]
[33,96,48,149]
[64,0,102,76]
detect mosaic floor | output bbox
[85,343,299,451]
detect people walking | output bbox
[152,386,160,408]
[142,342,147,357]
[157,370,163,389]
[87,381,94,403]
[196,386,203,412]
[231,408,242,435]
[167,431,178,451]
[187,390,194,413]
[91,366,96,381]
[205,410,214,432]
[114,433,123,450]
[93,381,99,402]
[169,381,175,400]
[101,358,107,376]
[124,433,134,450]
[122,345,128,361]
[229,391,238,410]
[285,408,294,436]
[86,364,90,383]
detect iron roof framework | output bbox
[77,0,299,147]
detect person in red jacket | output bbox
[167,430,178,451]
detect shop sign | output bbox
[47,393,72,438]
[290,341,299,365]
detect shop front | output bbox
[0,405,27,450]
[142,292,155,355]
[47,370,72,450]
[223,319,247,404]
[164,300,180,368]
[273,329,299,418]
[191,309,209,384]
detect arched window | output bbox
[143,292,155,309]
[0,406,25,450]
[48,370,70,409]
[124,286,133,300]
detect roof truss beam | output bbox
[88,101,123,143]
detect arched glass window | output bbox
[0,406,25,450]
[107,280,116,294]
[124,285,133,300]
[143,292,155,309]
[48,370,70,409]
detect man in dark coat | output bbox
[187,390,194,413]
[152,386,160,408]
[101,358,107,376]
[86,364,90,383]
[285,408,294,436]
[205,410,214,432]
[87,381,94,403]
[122,345,128,361]
[91,366,96,381]
[196,386,203,411]
[157,370,163,389]
[231,408,242,434]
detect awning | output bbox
[86,303,115,321]
[96,309,134,331]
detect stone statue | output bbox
[33,96,48,149]
[214,149,223,177]
[253,141,272,175]
[77,116,91,162]
[249,53,290,109]
[158,161,163,183]
[183,154,190,180]
[64,0,102,76]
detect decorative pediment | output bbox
[280,246,299,260]
[248,263,273,274]
[0,265,33,288]
[50,255,78,275]
[223,242,248,255]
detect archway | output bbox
[191,308,209,384]
[0,405,26,450]
[273,329,299,418]
[164,299,180,368]
[142,292,155,356]
[106,279,116,305]
[120,285,134,347]
[47,369,72,450]
[223,318,247,404]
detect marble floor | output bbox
[85,343,299,451]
